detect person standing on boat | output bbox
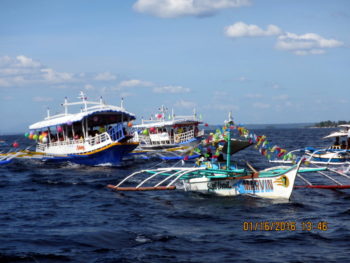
[334,136,340,146]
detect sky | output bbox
[0,0,349,133]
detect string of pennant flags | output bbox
[236,125,298,162]
[202,123,298,162]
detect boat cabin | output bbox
[324,124,350,150]
[28,93,136,155]
[132,106,204,147]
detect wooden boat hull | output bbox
[131,137,202,161]
[182,164,300,199]
[67,142,139,166]
[305,150,350,164]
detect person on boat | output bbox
[99,126,106,133]
[334,136,340,146]
[341,140,347,149]
[217,153,225,162]
[194,126,199,136]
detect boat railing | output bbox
[107,123,125,142]
[87,132,111,146]
[139,115,199,125]
[135,129,201,146]
[174,129,195,143]
[197,129,205,137]
[137,134,152,145]
[37,138,85,151]
[37,132,113,151]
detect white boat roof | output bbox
[339,124,350,128]
[29,93,135,130]
[134,118,200,129]
[323,131,348,139]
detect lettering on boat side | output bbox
[76,145,85,151]
[240,179,274,193]
[207,180,232,190]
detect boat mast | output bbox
[226,127,231,170]
[226,111,234,170]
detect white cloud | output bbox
[272,94,289,100]
[275,32,343,55]
[205,103,239,111]
[120,92,134,98]
[237,76,249,82]
[175,99,196,108]
[2,95,13,101]
[253,102,270,109]
[225,22,282,38]
[94,72,117,81]
[0,55,122,88]
[84,84,94,90]
[0,55,74,87]
[133,0,251,18]
[118,79,154,88]
[224,22,343,55]
[41,68,73,82]
[153,85,190,93]
[245,93,263,99]
[15,55,41,68]
[271,83,281,89]
[32,96,54,102]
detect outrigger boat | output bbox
[15,92,138,166]
[108,129,303,199]
[270,125,350,165]
[130,106,204,160]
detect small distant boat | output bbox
[271,125,350,165]
[130,106,204,160]
[25,92,139,166]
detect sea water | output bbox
[0,128,349,263]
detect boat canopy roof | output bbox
[323,131,348,139]
[134,119,201,129]
[339,124,350,128]
[29,93,135,130]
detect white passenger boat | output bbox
[131,106,204,160]
[26,92,138,166]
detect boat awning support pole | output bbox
[226,127,231,169]
[82,120,86,140]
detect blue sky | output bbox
[0,0,349,133]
